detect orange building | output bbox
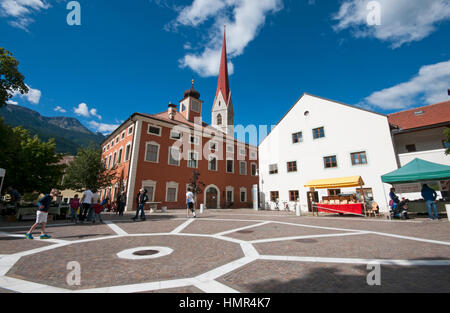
[100,29,258,211]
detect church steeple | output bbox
[212,26,234,135]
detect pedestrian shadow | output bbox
[234,257,450,293]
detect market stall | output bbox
[305,176,367,216]
[381,158,450,214]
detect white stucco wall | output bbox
[258,94,399,213]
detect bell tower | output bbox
[212,26,234,135]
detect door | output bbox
[206,187,218,209]
[307,191,319,212]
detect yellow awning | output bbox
[304,176,365,189]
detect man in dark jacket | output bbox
[118,192,126,216]
[132,188,148,222]
[421,184,439,220]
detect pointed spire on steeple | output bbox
[215,25,231,105]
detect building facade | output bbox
[258,93,399,213]
[100,29,259,211]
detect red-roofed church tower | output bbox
[212,26,234,135]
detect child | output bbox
[69,195,80,224]
[26,189,57,240]
[92,199,104,224]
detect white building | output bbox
[258,93,399,213]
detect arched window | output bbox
[217,114,222,125]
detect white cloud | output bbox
[88,121,120,135]
[0,0,51,30]
[10,84,41,104]
[73,102,90,118]
[6,100,18,105]
[173,0,283,77]
[54,106,66,113]
[364,60,450,110]
[89,108,102,120]
[333,0,450,48]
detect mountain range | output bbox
[0,105,105,155]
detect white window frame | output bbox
[269,164,278,175]
[190,135,200,146]
[170,130,181,140]
[208,154,218,171]
[239,148,246,156]
[148,124,162,137]
[121,131,125,141]
[226,186,234,203]
[239,161,247,175]
[144,141,160,163]
[117,147,123,164]
[124,143,131,162]
[226,159,234,173]
[187,150,199,168]
[165,181,179,202]
[128,125,134,136]
[168,146,181,166]
[115,136,119,144]
[107,154,112,169]
[250,151,257,160]
[251,162,258,176]
[226,144,234,153]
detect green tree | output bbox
[0,118,64,194]
[63,145,117,192]
[188,170,205,209]
[445,128,450,155]
[0,47,29,108]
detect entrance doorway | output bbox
[307,191,319,212]
[206,187,219,209]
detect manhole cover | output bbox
[237,230,254,234]
[133,250,159,256]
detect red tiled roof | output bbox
[388,100,450,131]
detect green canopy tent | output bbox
[382,158,450,184]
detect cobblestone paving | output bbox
[0,210,449,293]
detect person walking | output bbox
[80,188,94,222]
[421,184,439,221]
[25,189,57,240]
[132,188,148,222]
[69,194,80,224]
[92,199,104,224]
[186,187,197,219]
[118,192,126,216]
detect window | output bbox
[121,132,125,140]
[250,151,257,160]
[287,161,297,173]
[170,130,181,140]
[117,148,123,164]
[406,144,417,152]
[168,147,180,166]
[292,132,303,144]
[324,155,337,168]
[227,190,233,203]
[227,145,234,153]
[209,141,217,151]
[239,148,246,156]
[145,142,160,163]
[128,126,134,135]
[269,164,278,175]
[104,157,107,167]
[166,182,178,202]
[313,127,325,139]
[270,191,279,202]
[108,155,112,169]
[142,185,155,202]
[191,101,200,113]
[357,188,374,201]
[112,152,117,166]
[148,125,162,136]
[209,155,218,171]
[226,159,234,173]
[107,144,110,150]
[240,188,247,202]
[217,114,222,125]
[328,189,341,196]
[240,161,247,175]
[111,140,114,148]
[251,163,257,176]
[181,103,186,112]
[115,136,119,144]
[125,144,131,162]
[187,151,198,168]
[190,135,200,145]
[289,190,299,202]
[351,152,368,165]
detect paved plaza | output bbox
[0,210,449,293]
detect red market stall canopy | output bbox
[305,176,365,189]
[381,158,450,184]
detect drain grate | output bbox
[133,250,159,256]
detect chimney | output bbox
[168,102,177,120]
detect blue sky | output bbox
[1,0,450,137]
